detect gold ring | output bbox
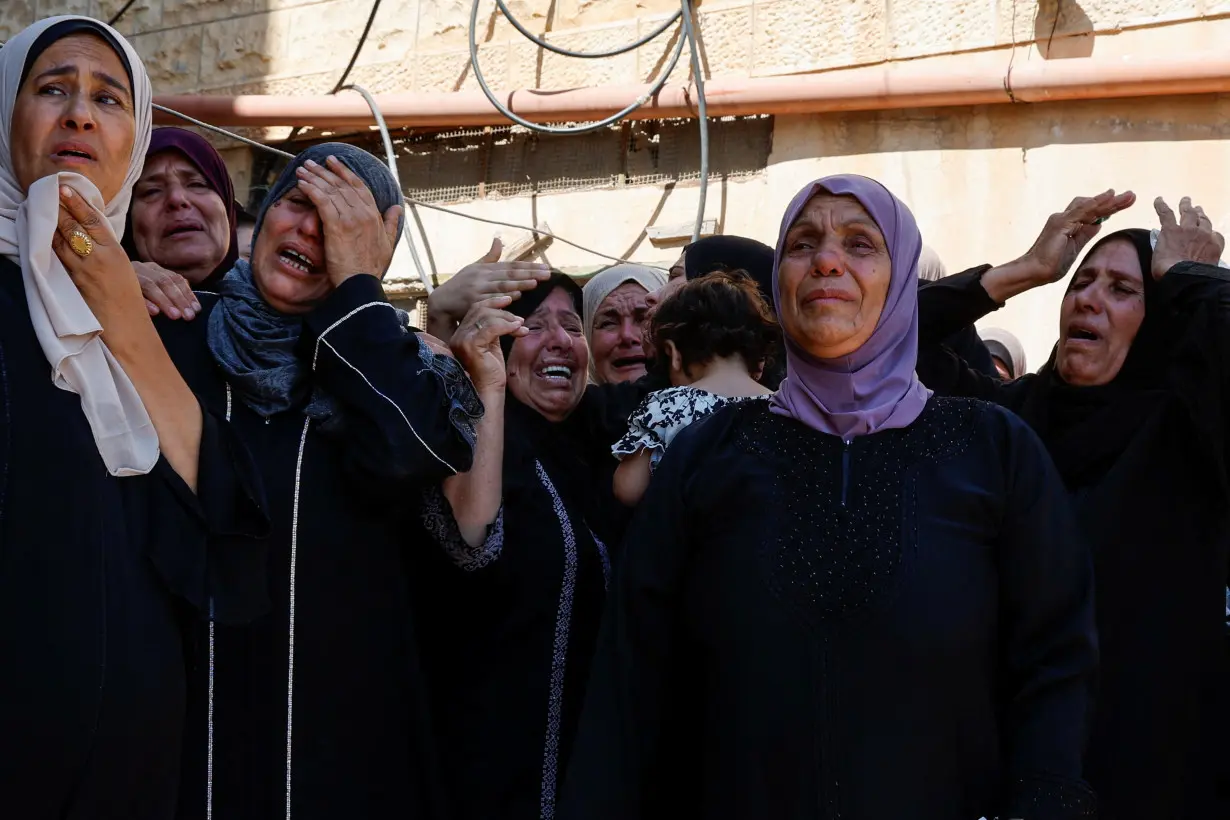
[68,230,93,257]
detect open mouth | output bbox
[535,364,574,385]
[611,355,647,370]
[52,143,94,162]
[166,222,203,237]
[1068,327,1100,342]
[277,247,318,275]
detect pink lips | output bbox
[803,289,853,304]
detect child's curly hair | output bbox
[649,269,779,380]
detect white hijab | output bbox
[0,16,157,476]
[581,263,666,382]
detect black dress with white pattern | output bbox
[613,386,766,469]
[413,395,624,820]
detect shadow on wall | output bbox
[768,93,1230,162]
[1035,0,1094,60]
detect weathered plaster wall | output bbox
[392,85,1230,371]
[6,1,1227,101]
[4,1,1230,368]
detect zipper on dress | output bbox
[840,439,852,507]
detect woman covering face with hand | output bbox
[155,142,481,820]
[0,16,266,819]
[560,174,1097,820]
[918,195,1230,819]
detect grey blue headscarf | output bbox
[208,142,406,419]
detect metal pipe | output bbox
[153,51,1230,129]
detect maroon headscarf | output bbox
[122,126,239,289]
[769,174,931,439]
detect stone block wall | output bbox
[4,1,1225,100]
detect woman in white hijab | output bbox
[582,263,665,384]
[979,326,1028,380]
[0,16,264,818]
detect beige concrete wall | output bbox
[393,83,1230,372]
[5,1,1230,368]
[5,1,1227,99]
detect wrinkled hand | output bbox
[428,238,551,325]
[295,155,402,286]
[1020,189,1137,285]
[133,261,200,320]
[53,186,148,332]
[1152,196,1225,280]
[449,295,526,393]
[415,331,454,359]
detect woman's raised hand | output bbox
[427,238,551,340]
[1151,196,1225,280]
[449,295,526,394]
[295,155,402,286]
[53,186,148,331]
[980,189,1136,304]
[1020,189,1137,285]
[133,260,200,320]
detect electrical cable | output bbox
[470,0,711,241]
[108,0,139,27]
[0,22,680,276]
[494,0,681,59]
[468,0,687,136]
[153,103,295,158]
[154,101,645,270]
[402,198,663,268]
[283,0,383,145]
[679,0,709,243]
[340,84,434,292]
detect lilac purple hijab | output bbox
[769,174,931,439]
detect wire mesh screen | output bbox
[394,116,772,204]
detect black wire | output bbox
[679,0,708,243]
[1045,0,1064,55]
[469,0,687,135]
[283,0,383,144]
[108,0,138,26]
[495,0,681,59]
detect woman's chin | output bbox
[256,271,328,315]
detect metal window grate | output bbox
[391,116,773,205]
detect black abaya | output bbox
[157,274,476,820]
[0,257,266,819]
[412,396,622,820]
[560,398,1097,820]
[917,260,1230,819]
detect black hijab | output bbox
[1018,229,1170,488]
[501,273,589,482]
[680,234,785,389]
[684,235,776,312]
[501,273,628,539]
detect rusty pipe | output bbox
[153,51,1230,129]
